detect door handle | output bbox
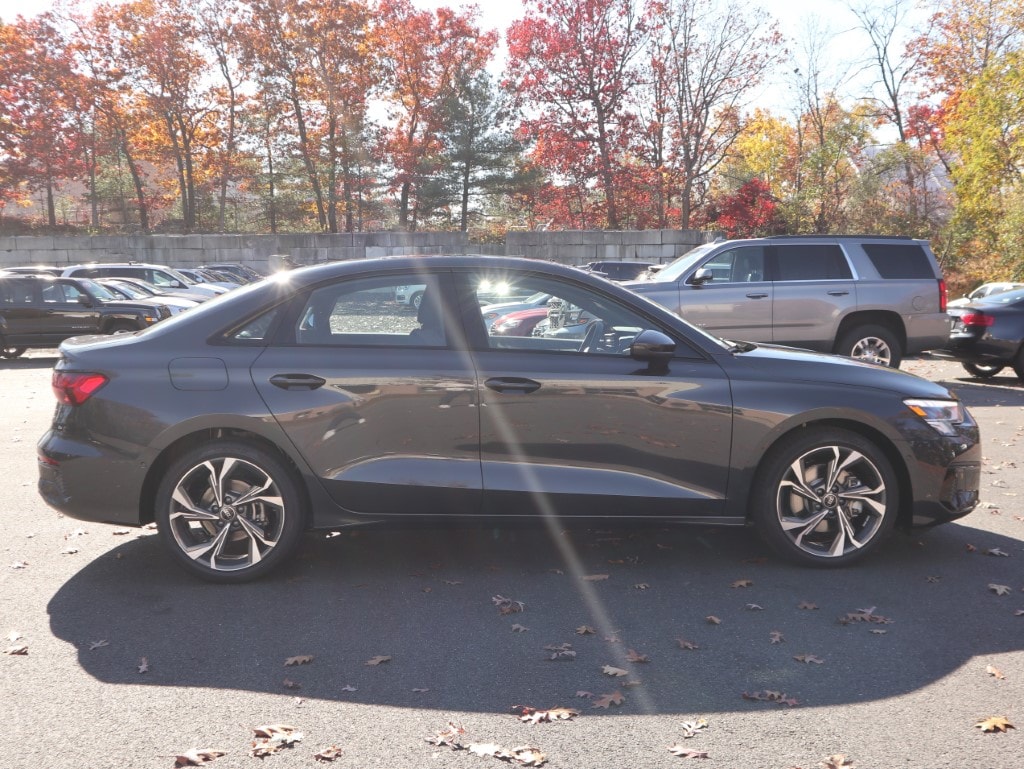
[745,292,769,299]
[827,290,850,296]
[269,373,326,391]
[485,377,541,394]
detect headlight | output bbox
[497,319,521,330]
[905,398,966,436]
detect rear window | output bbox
[862,244,936,279]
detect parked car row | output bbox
[0,261,264,358]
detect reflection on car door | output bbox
[459,272,734,519]
[678,246,771,342]
[251,271,482,517]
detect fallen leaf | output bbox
[731,579,753,588]
[602,665,629,677]
[6,631,22,642]
[544,643,575,660]
[742,690,800,706]
[705,616,721,625]
[412,687,429,693]
[583,574,609,582]
[626,649,650,663]
[976,716,1014,733]
[443,580,462,586]
[794,654,824,665]
[492,595,525,614]
[677,637,699,650]
[282,678,301,690]
[986,665,1006,680]
[89,640,109,650]
[365,655,391,666]
[10,561,28,570]
[869,629,888,635]
[137,657,149,674]
[250,724,303,756]
[798,601,818,610]
[987,548,1010,557]
[1015,610,1024,616]
[517,706,580,724]
[769,631,784,644]
[510,745,547,766]
[926,576,940,583]
[469,743,510,758]
[340,685,357,692]
[511,624,529,633]
[634,583,650,590]
[312,745,343,762]
[591,691,624,708]
[60,547,79,555]
[174,748,226,766]
[989,584,1012,596]
[576,625,595,635]
[668,745,709,758]
[284,655,313,666]
[966,543,977,552]
[746,603,764,611]
[3,644,28,655]
[679,719,708,738]
[575,691,593,699]
[820,755,855,769]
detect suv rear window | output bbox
[773,244,852,280]
[861,244,935,279]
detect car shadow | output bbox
[47,519,1023,714]
[0,355,58,371]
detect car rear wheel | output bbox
[1,346,26,359]
[836,325,902,368]
[962,362,1004,379]
[752,428,898,567]
[1014,346,1024,382]
[107,321,138,334]
[155,441,306,583]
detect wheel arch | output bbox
[139,427,312,526]
[833,311,906,353]
[747,418,915,530]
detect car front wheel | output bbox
[752,428,898,567]
[1,346,26,359]
[836,325,902,368]
[155,441,306,582]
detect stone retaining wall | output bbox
[0,229,712,272]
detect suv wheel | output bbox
[1014,346,1024,382]
[155,441,306,582]
[411,291,424,310]
[962,362,1004,379]
[1,346,26,359]
[837,325,902,368]
[752,427,898,567]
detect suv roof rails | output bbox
[763,234,914,241]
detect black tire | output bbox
[154,441,306,583]
[751,427,899,567]
[411,291,424,311]
[106,321,138,334]
[1014,346,1024,383]
[1,346,27,359]
[962,362,1004,379]
[836,324,902,368]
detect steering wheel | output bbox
[579,320,605,353]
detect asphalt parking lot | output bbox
[1,352,1021,769]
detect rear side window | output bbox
[862,244,936,278]
[773,245,852,281]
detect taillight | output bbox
[960,312,995,328]
[52,371,108,405]
[938,278,947,312]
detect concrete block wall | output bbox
[0,229,715,272]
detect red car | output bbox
[489,307,550,336]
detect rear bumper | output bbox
[37,430,146,526]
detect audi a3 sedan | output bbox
[38,256,981,582]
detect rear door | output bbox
[768,242,856,349]
[251,269,482,517]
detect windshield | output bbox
[106,281,145,299]
[979,287,1024,305]
[651,242,720,282]
[77,278,118,302]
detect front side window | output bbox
[700,247,765,283]
[295,273,448,347]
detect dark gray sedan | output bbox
[38,256,981,582]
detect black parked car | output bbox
[935,287,1024,380]
[38,256,980,582]
[1,274,169,358]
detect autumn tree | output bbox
[377,0,496,231]
[644,0,782,228]
[507,0,649,230]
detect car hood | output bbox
[725,343,956,399]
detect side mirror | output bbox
[630,329,676,364]
[689,267,713,286]
[77,294,94,308]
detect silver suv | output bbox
[627,236,950,367]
